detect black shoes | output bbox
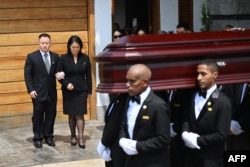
[34,138,84,148]
[71,141,77,146]
[79,144,86,149]
[34,141,42,148]
[71,136,77,146]
[79,138,86,149]
[45,138,55,146]
[71,138,85,148]
[34,138,55,148]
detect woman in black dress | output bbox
[56,35,92,148]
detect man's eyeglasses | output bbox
[114,35,122,39]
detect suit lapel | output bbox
[48,52,57,75]
[241,83,250,102]
[105,94,120,121]
[236,84,244,105]
[239,84,250,106]
[133,91,153,136]
[196,89,219,121]
[190,92,197,123]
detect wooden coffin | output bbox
[94,30,250,93]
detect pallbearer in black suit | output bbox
[169,88,193,167]
[181,59,232,167]
[97,93,128,167]
[225,83,250,150]
[24,33,60,148]
[119,64,171,167]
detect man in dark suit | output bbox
[181,59,232,167]
[169,88,194,167]
[24,33,60,148]
[97,93,128,167]
[119,64,171,167]
[224,83,250,150]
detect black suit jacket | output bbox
[182,88,232,167]
[101,93,128,167]
[120,90,171,167]
[236,93,250,134]
[170,89,194,134]
[102,94,128,146]
[219,83,250,151]
[56,53,92,94]
[24,50,59,102]
[221,83,250,134]
[232,84,250,134]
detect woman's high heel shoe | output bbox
[79,144,86,149]
[79,138,86,149]
[70,135,77,146]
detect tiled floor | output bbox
[0,120,105,167]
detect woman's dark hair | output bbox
[67,35,83,56]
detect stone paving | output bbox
[0,120,105,167]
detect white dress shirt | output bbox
[40,50,51,65]
[127,87,150,139]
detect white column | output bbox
[160,0,178,32]
[193,0,203,32]
[94,0,112,121]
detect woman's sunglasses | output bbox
[114,35,122,39]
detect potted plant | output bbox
[200,0,213,31]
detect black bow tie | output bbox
[199,90,207,98]
[130,95,141,104]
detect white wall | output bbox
[94,0,112,120]
[160,0,203,32]
[160,0,178,32]
[193,0,203,32]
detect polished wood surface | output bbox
[95,30,250,93]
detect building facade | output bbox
[0,0,249,128]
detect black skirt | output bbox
[62,90,88,115]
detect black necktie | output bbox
[199,90,207,98]
[130,95,140,104]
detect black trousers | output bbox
[226,134,250,150]
[32,97,57,141]
[105,141,126,167]
[170,135,185,167]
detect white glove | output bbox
[97,141,105,157]
[119,138,138,155]
[97,141,112,161]
[188,132,200,149]
[102,148,112,161]
[182,131,192,147]
[182,131,200,149]
[170,123,177,137]
[230,120,243,135]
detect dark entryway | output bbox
[125,0,152,34]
